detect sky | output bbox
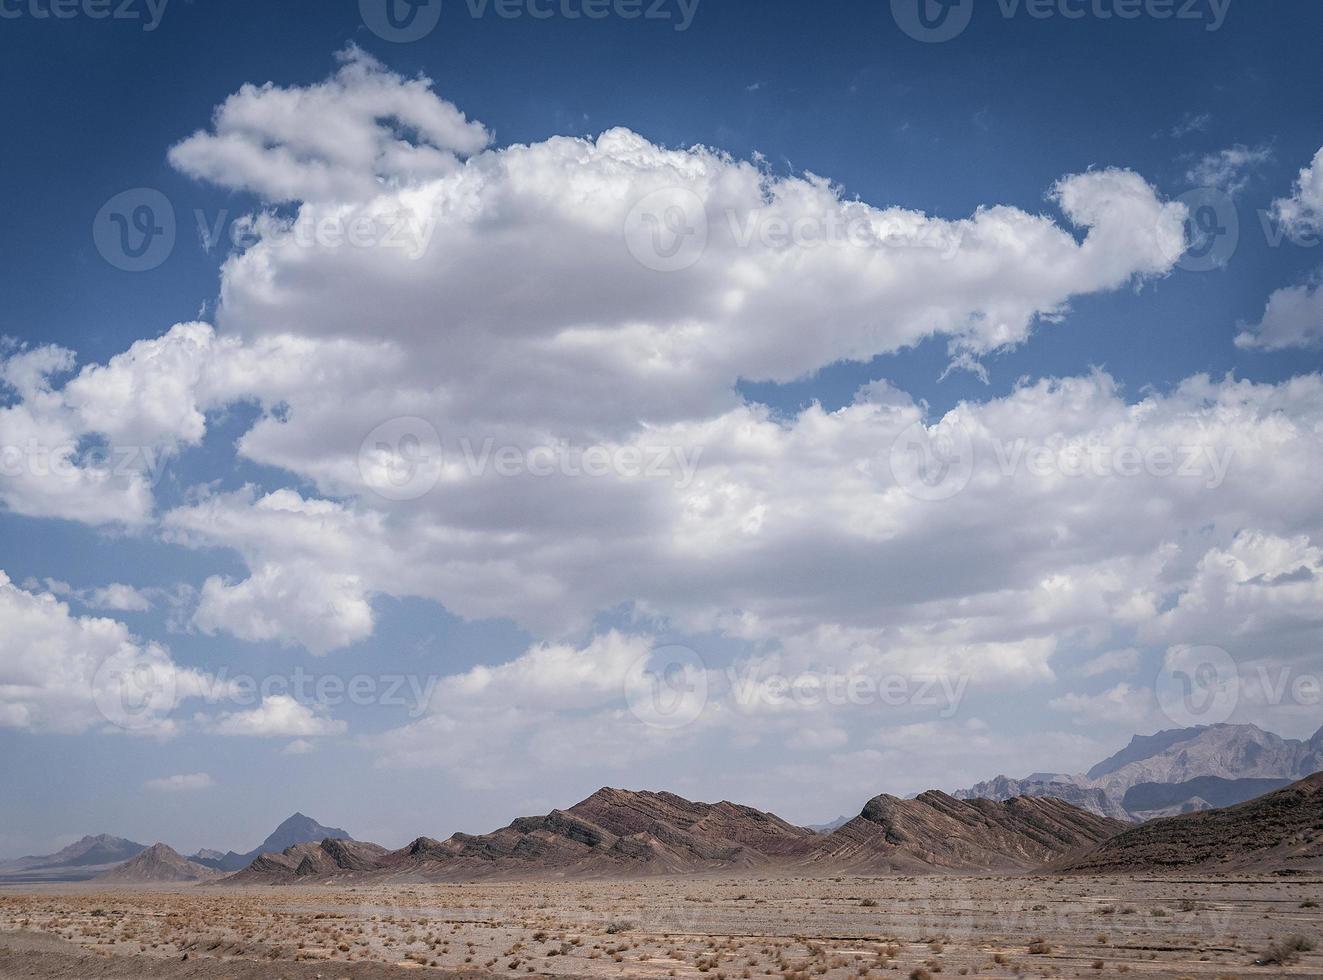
[2,0,1323,857]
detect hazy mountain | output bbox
[95,844,224,884]
[0,835,148,884]
[1122,776,1294,818]
[1083,724,1323,799]
[1057,773,1323,874]
[190,813,353,872]
[807,815,852,834]
[952,777,1133,821]
[952,723,1323,821]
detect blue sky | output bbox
[2,0,1323,856]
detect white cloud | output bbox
[1237,276,1323,351]
[1049,683,1156,728]
[0,572,219,735]
[144,772,214,792]
[1272,146,1323,235]
[168,46,490,203]
[1185,143,1273,196]
[282,738,316,755]
[87,584,153,613]
[209,695,346,737]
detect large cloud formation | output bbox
[3,49,1322,789]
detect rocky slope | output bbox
[1056,772,1323,874]
[95,844,224,883]
[806,792,1129,873]
[190,813,353,872]
[0,835,148,884]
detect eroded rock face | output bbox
[805,792,1128,874]
[1057,772,1323,875]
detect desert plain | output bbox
[3,874,1321,979]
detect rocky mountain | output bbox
[1057,773,1323,874]
[1084,724,1323,799]
[94,844,224,884]
[952,724,1323,821]
[805,792,1128,873]
[190,813,353,872]
[952,777,1133,821]
[231,789,820,884]
[223,839,388,884]
[0,835,148,884]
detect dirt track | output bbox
[3,874,1322,978]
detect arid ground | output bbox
[2,875,1321,979]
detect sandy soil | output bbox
[2,874,1321,978]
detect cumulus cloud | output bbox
[144,772,214,792]
[1237,276,1323,351]
[168,46,489,203]
[1272,146,1323,234]
[208,695,346,737]
[0,572,220,735]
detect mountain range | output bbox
[0,813,350,884]
[187,812,353,872]
[219,786,1125,885]
[952,723,1323,821]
